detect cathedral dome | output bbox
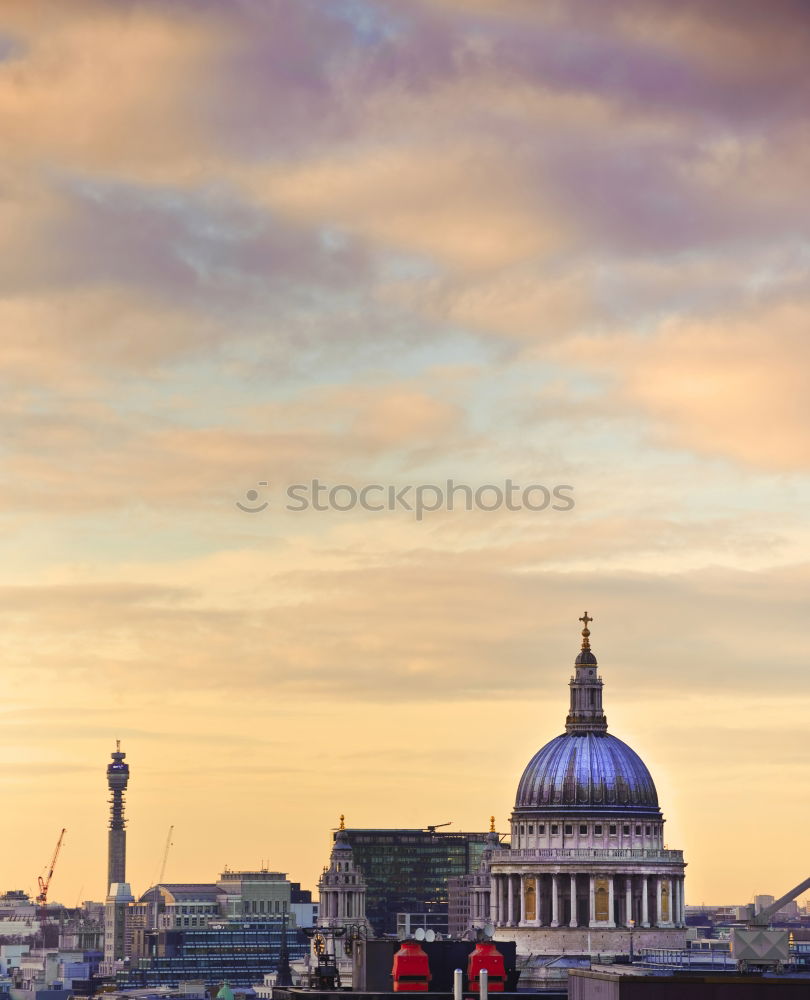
[515,731,659,815]
[514,612,661,817]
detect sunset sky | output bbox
[1,0,808,910]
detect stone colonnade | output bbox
[319,885,365,919]
[488,872,685,928]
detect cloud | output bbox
[250,143,568,271]
[0,0,807,910]
[564,291,810,470]
[3,539,809,707]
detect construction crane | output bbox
[150,825,174,930]
[157,825,174,885]
[425,823,452,833]
[36,828,66,918]
[731,875,810,973]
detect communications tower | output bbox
[107,741,129,890]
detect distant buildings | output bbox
[117,918,305,989]
[101,870,314,987]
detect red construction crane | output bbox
[36,828,66,916]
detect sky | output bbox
[0,0,808,911]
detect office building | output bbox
[335,826,490,935]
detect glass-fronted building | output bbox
[115,919,307,988]
[337,829,490,935]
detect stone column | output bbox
[589,875,596,927]
[507,875,515,926]
[535,876,542,926]
[569,874,577,928]
[608,876,615,927]
[625,877,632,928]
[679,877,685,925]
[490,878,498,926]
[655,877,662,927]
[519,877,526,925]
[641,876,649,927]
[551,874,559,927]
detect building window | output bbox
[579,824,587,835]
[635,825,641,835]
[564,824,573,836]
[528,825,534,834]
[645,825,651,835]
[538,824,545,834]
[609,824,617,835]
[595,824,602,835]
[623,824,630,835]
[551,824,558,835]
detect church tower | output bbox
[316,816,370,981]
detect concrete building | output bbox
[133,870,302,954]
[289,883,317,931]
[114,869,314,987]
[452,614,687,975]
[569,965,810,998]
[103,883,134,972]
[218,869,293,921]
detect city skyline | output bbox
[1,0,808,911]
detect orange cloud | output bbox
[564,294,810,470]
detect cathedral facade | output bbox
[463,615,687,958]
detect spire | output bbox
[579,611,592,649]
[332,815,352,854]
[565,611,607,734]
[485,816,499,850]
[276,914,293,987]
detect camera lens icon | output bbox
[236,482,269,513]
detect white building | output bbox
[313,816,370,986]
[458,615,687,974]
